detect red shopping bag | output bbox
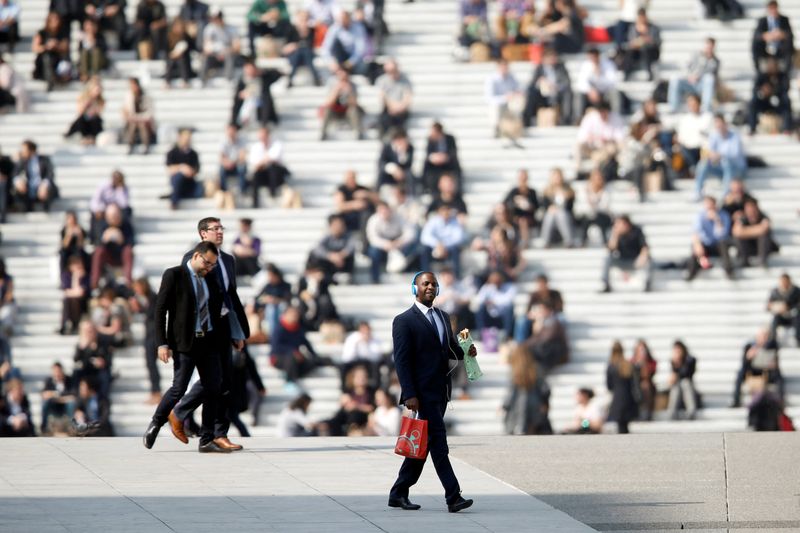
[529,42,543,65]
[584,26,611,44]
[394,412,428,459]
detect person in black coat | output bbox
[173,217,250,451]
[231,58,282,127]
[767,273,800,344]
[522,48,573,127]
[606,341,639,434]
[388,271,476,513]
[731,328,784,408]
[377,129,415,194]
[143,241,227,453]
[748,58,792,134]
[421,122,461,195]
[12,140,57,212]
[751,1,794,72]
[270,306,330,385]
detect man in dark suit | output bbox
[172,217,250,450]
[143,241,228,453]
[752,1,794,72]
[422,122,461,195]
[388,271,476,513]
[377,129,414,193]
[12,139,57,212]
[231,58,282,127]
[522,47,573,127]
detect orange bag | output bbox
[394,412,428,459]
[529,42,543,64]
[584,26,611,44]
[314,24,328,49]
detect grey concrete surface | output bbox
[449,433,800,531]
[0,437,593,533]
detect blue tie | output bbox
[427,309,442,345]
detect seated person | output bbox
[247,0,291,54]
[426,173,468,220]
[59,211,89,273]
[2,378,33,436]
[32,12,70,91]
[666,94,712,177]
[420,205,466,278]
[601,215,652,293]
[73,320,113,400]
[575,47,622,119]
[231,58,281,127]
[474,224,526,282]
[133,0,168,59]
[564,388,604,434]
[731,327,783,408]
[522,300,569,369]
[574,102,625,174]
[620,8,660,81]
[284,10,321,88]
[484,59,521,137]
[122,77,155,155]
[721,180,755,219]
[218,123,247,194]
[513,274,564,343]
[322,365,375,436]
[458,0,490,48]
[767,273,800,344]
[667,341,698,420]
[531,0,584,55]
[295,265,340,331]
[320,10,369,75]
[201,7,240,83]
[247,126,290,207]
[64,77,105,145]
[0,0,20,53]
[232,217,262,277]
[474,270,517,340]
[751,0,794,73]
[165,129,202,210]
[85,0,128,50]
[90,288,132,349]
[307,214,356,281]
[0,54,29,114]
[576,168,612,246]
[748,58,792,135]
[686,196,734,281]
[732,198,778,268]
[320,65,363,141]
[177,0,210,47]
[164,18,197,88]
[73,376,113,436]
[667,37,719,114]
[270,306,328,389]
[251,262,292,338]
[436,266,476,329]
[90,170,130,244]
[540,167,575,248]
[422,121,461,195]
[335,169,376,233]
[377,130,414,194]
[40,362,75,435]
[12,140,56,212]
[376,59,413,137]
[522,47,573,127]
[340,321,384,386]
[694,114,746,201]
[495,0,538,45]
[503,169,539,246]
[77,18,110,81]
[61,255,90,335]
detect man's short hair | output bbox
[713,112,726,122]
[767,0,778,8]
[194,241,219,256]
[536,273,549,283]
[617,214,632,226]
[706,36,716,46]
[22,139,37,153]
[578,388,595,399]
[198,217,221,234]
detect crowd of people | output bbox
[0,0,796,438]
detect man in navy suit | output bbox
[388,271,476,513]
[171,217,250,451]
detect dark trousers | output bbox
[752,40,793,72]
[748,94,792,133]
[771,314,800,343]
[169,172,202,208]
[578,212,612,245]
[732,363,784,405]
[66,114,103,139]
[734,233,773,267]
[152,336,222,445]
[523,86,572,127]
[174,341,233,439]
[378,109,409,137]
[61,296,87,331]
[390,401,461,504]
[166,53,193,84]
[251,164,288,207]
[0,22,19,51]
[475,304,514,339]
[144,333,160,393]
[622,46,659,80]
[687,241,733,277]
[287,47,320,85]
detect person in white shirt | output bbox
[576,168,612,246]
[341,321,383,364]
[218,123,247,193]
[574,102,626,173]
[0,0,21,53]
[420,205,466,278]
[365,201,417,283]
[306,0,340,28]
[575,48,622,118]
[474,270,517,339]
[367,388,401,436]
[484,59,521,137]
[247,126,289,207]
[377,58,413,137]
[276,393,316,437]
[200,8,240,83]
[668,93,712,173]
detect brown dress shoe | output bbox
[213,437,243,451]
[168,411,189,444]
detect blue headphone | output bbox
[411,271,439,297]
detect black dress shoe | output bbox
[198,440,232,454]
[143,421,160,449]
[447,496,474,513]
[387,497,421,510]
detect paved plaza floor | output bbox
[0,436,593,533]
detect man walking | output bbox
[388,271,476,513]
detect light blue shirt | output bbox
[708,129,746,169]
[321,21,368,65]
[420,214,465,249]
[185,260,213,333]
[414,300,445,345]
[0,2,20,26]
[693,209,731,246]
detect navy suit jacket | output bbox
[392,304,465,406]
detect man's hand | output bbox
[158,346,172,363]
[232,339,245,351]
[404,397,419,411]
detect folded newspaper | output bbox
[457,328,483,382]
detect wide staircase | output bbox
[2,0,799,437]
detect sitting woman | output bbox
[321,365,375,436]
[122,77,155,155]
[540,167,576,248]
[60,255,90,336]
[32,12,71,91]
[165,17,195,88]
[77,18,109,81]
[64,76,105,145]
[576,168,612,247]
[270,306,331,390]
[73,320,113,400]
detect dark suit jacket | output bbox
[392,304,464,406]
[13,155,56,186]
[753,15,794,52]
[377,141,414,186]
[181,249,250,340]
[423,133,461,175]
[155,264,224,353]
